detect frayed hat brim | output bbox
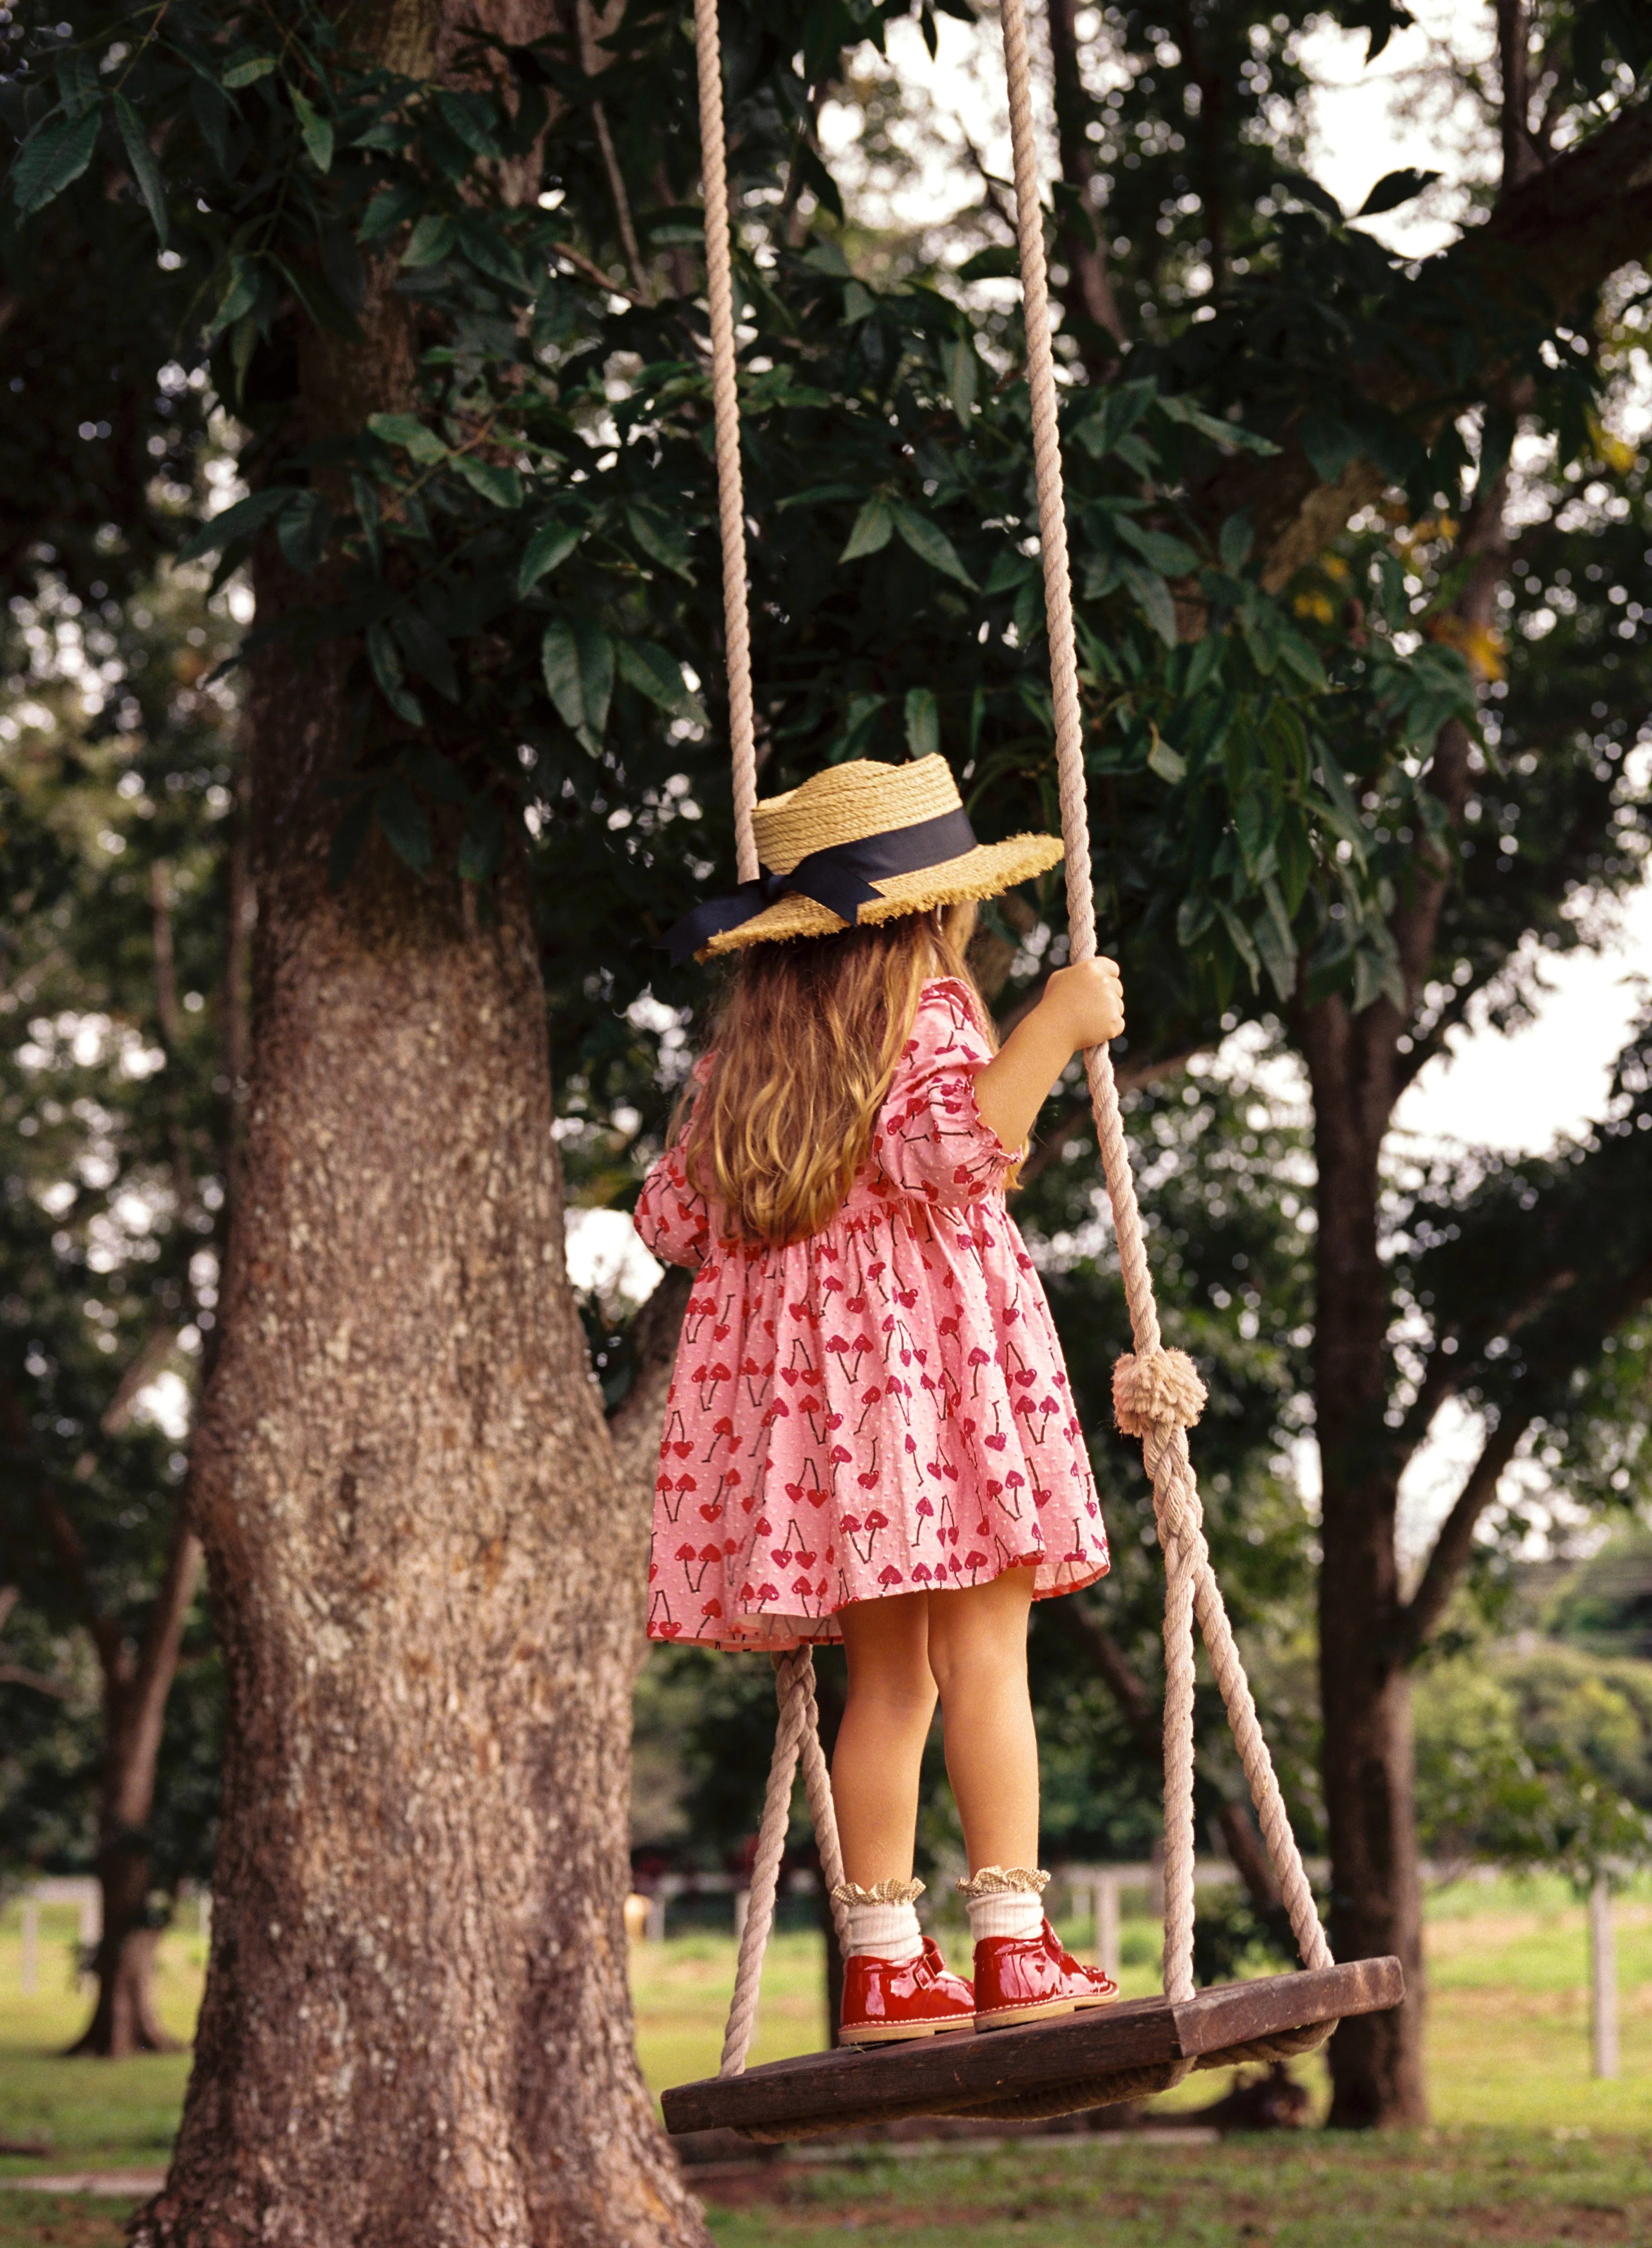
[699,832,1067,959]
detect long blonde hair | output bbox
[682,903,991,1245]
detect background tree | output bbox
[0,561,238,2053]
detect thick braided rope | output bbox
[692,0,759,880]
[994,0,1331,1995]
[794,1656,853,1950]
[719,1649,817,2075]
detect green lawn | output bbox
[0,1879,1647,2246]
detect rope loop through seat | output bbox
[690,0,1337,2091]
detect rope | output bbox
[993,0,1333,2000]
[693,0,1334,2086]
[691,0,759,881]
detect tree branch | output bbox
[1394,1408,1529,1658]
[1196,95,1652,589]
[1046,1595,1284,1913]
[1044,0,1126,370]
[575,0,650,301]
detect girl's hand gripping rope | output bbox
[971,958,1124,1157]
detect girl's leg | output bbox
[832,1593,938,1886]
[926,1566,1039,1871]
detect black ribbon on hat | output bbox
[659,806,979,967]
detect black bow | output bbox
[659,806,979,967]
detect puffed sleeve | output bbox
[871,979,1017,1207]
[633,1143,712,1269]
[633,1063,714,1269]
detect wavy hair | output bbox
[681,903,990,1246]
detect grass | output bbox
[695,2132,1652,2246]
[0,1879,1647,2245]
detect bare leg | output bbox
[832,1593,938,1887]
[927,1567,1039,1871]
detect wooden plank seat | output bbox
[663,1957,1404,2142]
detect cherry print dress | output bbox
[634,977,1110,1651]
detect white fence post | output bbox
[1096,1874,1121,1985]
[1589,1874,1619,2081]
[19,1900,39,1995]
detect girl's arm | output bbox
[971,958,1124,1154]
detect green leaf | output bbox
[290,87,334,174]
[1241,597,1285,676]
[375,781,432,874]
[275,491,332,574]
[1176,892,1215,949]
[211,255,261,337]
[55,54,99,119]
[840,497,893,562]
[392,610,460,702]
[984,547,1035,597]
[517,520,583,595]
[541,617,613,747]
[904,686,940,762]
[939,335,977,428]
[365,622,424,726]
[1146,731,1186,784]
[452,455,523,508]
[891,504,976,588]
[1218,514,1254,573]
[616,640,706,724]
[222,49,278,87]
[1216,901,1261,990]
[367,413,449,465]
[1299,413,1361,484]
[459,795,507,883]
[1355,166,1440,219]
[1115,518,1200,577]
[1118,561,1177,649]
[401,213,456,267]
[625,501,694,580]
[957,245,1022,282]
[11,108,103,217]
[841,279,876,324]
[1184,630,1225,697]
[176,486,300,564]
[454,214,533,294]
[359,184,422,244]
[437,91,503,159]
[111,93,168,247]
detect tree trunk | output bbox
[1302,995,1427,2126]
[66,1516,203,2059]
[1044,0,1126,367]
[134,629,707,2243]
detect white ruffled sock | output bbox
[832,1879,925,1963]
[957,1866,1047,1943]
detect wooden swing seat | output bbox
[663,1955,1404,2141]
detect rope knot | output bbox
[1112,1348,1207,1439]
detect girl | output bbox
[636,756,1125,2042]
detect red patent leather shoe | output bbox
[973,1918,1120,2030]
[838,1936,976,2045]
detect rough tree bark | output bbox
[134,638,709,2243]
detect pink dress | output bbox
[635,977,1110,1650]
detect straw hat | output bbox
[670,756,1064,963]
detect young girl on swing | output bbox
[636,754,1124,2042]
